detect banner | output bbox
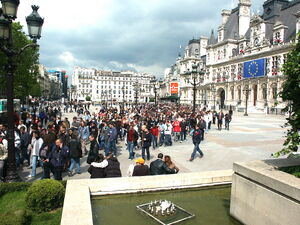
[170,82,179,94]
[243,58,266,78]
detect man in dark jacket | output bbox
[132,158,150,176]
[68,133,82,176]
[87,135,99,164]
[141,128,152,161]
[189,124,204,161]
[19,126,31,165]
[47,139,69,180]
[105,153,121,177]
[150,153,177,175]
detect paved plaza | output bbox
[19,111,288,181]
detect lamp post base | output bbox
[244,113,248,116]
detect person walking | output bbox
[0,136,8,182]
[27,131,43,178]
[78,121,90,155]
[127,125,138,160]
[217,111,224,130]
[47,139,69,180]
[225,112,232,130]
[107,123,117,156]
[141,128,152,161]
[150,124,159,149]
[87,135,99,164]
[189,124,204,161]
[68,133,82,176]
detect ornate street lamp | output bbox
[243,84,251,116]
[211,84,216,110]
[1,0,19,19]
[26,5,44,42]
[150,78,158,105]
[121,85,125,112]
[133,81,139,108]
[0,2,44,182]
[183,63,205,113]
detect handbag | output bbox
[39,145,48,158]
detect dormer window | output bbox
[254,37,260,47]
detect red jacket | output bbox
[172,121,181,132]
[151,127,159,136]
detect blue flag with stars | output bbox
[243,58,266,78]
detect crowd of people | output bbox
[0,100,233,182]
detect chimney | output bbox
[239,0,251,37]
[222,10,231,24]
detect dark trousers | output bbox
[200,129,205,141]
[180,131,186,141]
[142,146,150,160]
[208,121,212,130]
[53,166,63,180]
[43,163,63,180]
[218,120,222,130]
[225,121,230,130]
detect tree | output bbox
[85,96,91,101]
[274,33,300,157]
[0,22,41,101]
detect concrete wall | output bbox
[61,170,233,225]
[230,159,300,225]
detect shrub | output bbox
[0,182,32,197]
[25,179,65,213]
[0,209,29,225]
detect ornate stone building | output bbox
[165,0,300,113]
[72,66,155,104]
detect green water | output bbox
[92,185,242,225]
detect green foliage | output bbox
[0,209,29,225]
[0,182,32,197]
[280,166,300,178]
[85,96,91,101]
[274,33,300,157]
[0,22,41,99]
[25,179,65,213]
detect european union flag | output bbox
[243,58,266,78]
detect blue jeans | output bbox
[69,158,80,173]
[31,155,38,177]
[191,142,203,160]
[108,140,117,156]
[159,132,165,145]
[152,135,158,149]
[180,131,186,141]
[15,147,21,168]
[127,141,134,159]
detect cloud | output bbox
[14,0,266,77]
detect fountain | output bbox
[136,199,194,225]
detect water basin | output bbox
[92,185,241,225]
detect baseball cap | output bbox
[135,158,145,164]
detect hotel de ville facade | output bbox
[162,0,300,114]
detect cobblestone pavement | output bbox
[18,111,288,181]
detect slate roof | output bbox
[264,0,300,41]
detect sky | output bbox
[15,0,266,77]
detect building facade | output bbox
[163,0,300,113]
[72,66,156,105]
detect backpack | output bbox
[39,144,48,158]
